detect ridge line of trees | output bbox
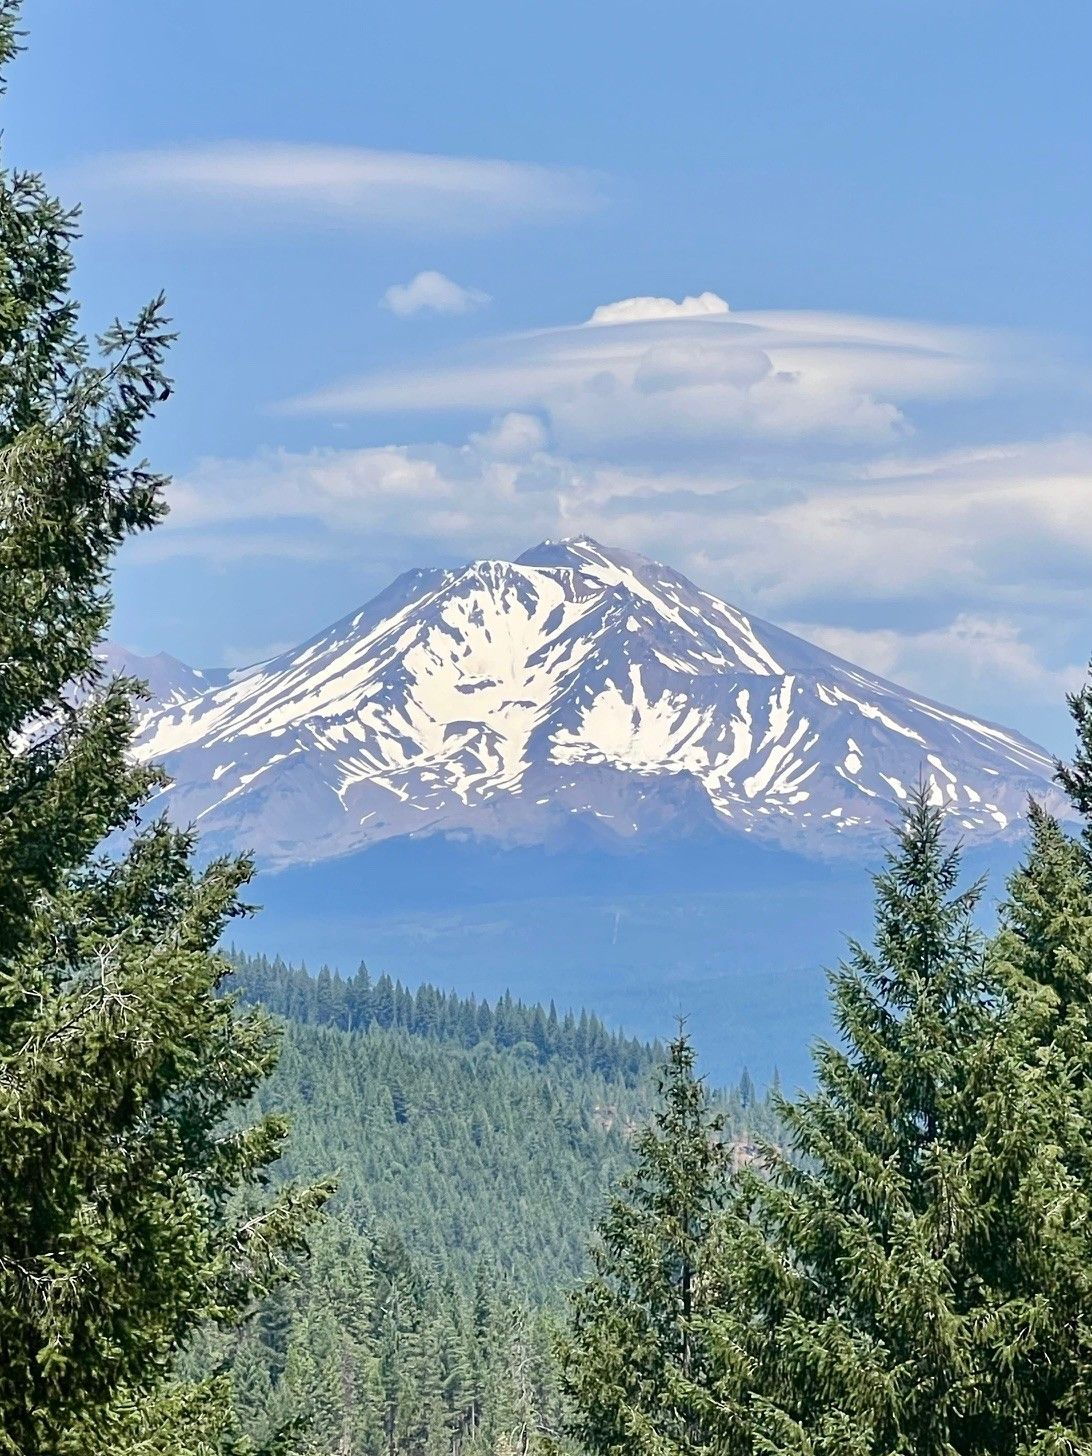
[228,951,663,1087]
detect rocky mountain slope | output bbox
[120,537,1067,866]
[96,644,232,706]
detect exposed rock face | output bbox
[116,537,1066,867]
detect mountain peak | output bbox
[126,540,1068,868]
[97,643,230,704]
[516,535,656,574]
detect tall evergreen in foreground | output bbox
[0,8,327,1451]
[701,786,1092,1455]
[720,794,1003,1453]
[977,675,1092,1449]
[559,1030,730,1455]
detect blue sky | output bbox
[9,0,1091,749]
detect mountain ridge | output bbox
[114,536,1068,867]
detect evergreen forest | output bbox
[191,957,779,1452]
[6,3,1092,1453]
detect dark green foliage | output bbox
[693,786,1092,1455]
[207,961,781,1452]
[254,1020,642,1300]
[0,10,327,1450]
[195,1219,567,1456]
[1055,671,1092,853]
[559,1030,731,1456]
[229,953,658,1086]
[980,726,1092,1447]
[229,954,779,1302]
[716,794,1007,1453]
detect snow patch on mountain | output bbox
[117,537,1068,867]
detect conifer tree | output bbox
[560,1030,729,1455]
[975,682,1092,1449]
[0,7,328,1450]
[720,793,994,1453]
[710,789,1092,1455]
[1055,672,1092,852]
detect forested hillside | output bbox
[201,954,780,1451]
[230,952,658,1085]
[228,952,779,1293]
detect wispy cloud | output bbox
[381,270,490,317]
[71,142,602,233]
[134,424,1092,722]
[147,426,1091,605]
[284,293,1011,451]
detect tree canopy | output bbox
[0,7,327,1449]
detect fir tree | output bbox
[560,1029,730,1455]
[727,792,995,1453]
[976,684,1092,1449]
[0,8,328,1449]
[711,789,1092,1455]
[1055,670,1092,854]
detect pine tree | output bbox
[372,1227,424,1456]
[1055,671,1092,853]
[560,1030,730,1455]
[226,1332,276,1450]
[710,789,1092,1455]
[975,686,1092,1448]
[0,8,328,1449]
[719,792,994,1453]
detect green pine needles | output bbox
[560,1029,731,1456]
[565,731,1092,1455]
[0,7,328,1452]
[715,794,1021,1455]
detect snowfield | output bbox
[113,537,1067,866]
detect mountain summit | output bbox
[126,538,1066,867]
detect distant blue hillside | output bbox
[229,830,1023,1089]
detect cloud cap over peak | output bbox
[286,297,1008,454]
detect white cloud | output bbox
[587,291,730,325]
[71,142,600,233]
[583,434,1092,644]
[144,439,563,564]
[149,429,1092,613]
[381,270,490,317]
[134,425,1092,722]
[285,301,1004,450]
[469,412,548,458]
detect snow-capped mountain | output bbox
[121,537,1068,867]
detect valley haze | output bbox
[107,538,1060,1084]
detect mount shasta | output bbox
[118,537,1065,868]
